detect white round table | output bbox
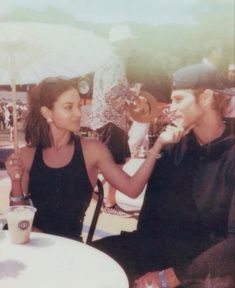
[0,231,129,288]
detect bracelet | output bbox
[147,149,162,159]
[158,271,168,288]
[10,194,25,202]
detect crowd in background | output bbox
[0,59,234,146]
[0,101,28,142]
[0,102,27,129]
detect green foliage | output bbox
[0,2,234,83]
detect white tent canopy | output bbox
[0,22,113,85]
[0,22,113,149]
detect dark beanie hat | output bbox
[172,62,224,91]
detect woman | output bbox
[5,77,184,241]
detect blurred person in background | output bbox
[222,64,235,128]
[7,103,14,142]
[226,64,235,88]
[0,102,6,130]
[91,24,136,214]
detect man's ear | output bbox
[200,89,214,107]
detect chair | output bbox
[86,178,104,244]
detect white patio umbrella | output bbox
[0,22,113,150]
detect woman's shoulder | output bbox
[80,137,106,151]
[80,137,110,159]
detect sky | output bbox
[0,0,203,25]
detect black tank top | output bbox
[29,137,93,241]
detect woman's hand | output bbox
[149,124,185,156]
[5,152,25,182]
[154,123,194,151]
[158,124,185,146]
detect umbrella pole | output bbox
[11,79,19,152]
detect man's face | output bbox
[170,89,204,129]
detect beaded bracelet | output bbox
[10,194,33,206]
[158,270,168,288]
[9,194,25,202]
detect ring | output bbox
[145,284,159,288]
[9,160,13,165]
[145,284,155,288]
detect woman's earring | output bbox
[46,118,53,124]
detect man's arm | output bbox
[228,190,235,238]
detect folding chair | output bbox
[86,178,104,244]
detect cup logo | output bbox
[18,220,30,230]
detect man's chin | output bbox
[172,119,184,127]
[183,123,195,134]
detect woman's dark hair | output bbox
[25,78,75,147]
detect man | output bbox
[0,103,6,130]
[92,65,235,288]
[223,64,235,124]
[226,64,235,88]
[91,25,135,212]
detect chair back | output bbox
[86,178,104,244]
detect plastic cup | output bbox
[6,205,37,244]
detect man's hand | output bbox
[134,268,180,288]
[134,271,160,288]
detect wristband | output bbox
[10,194,25,202]
[158,270,168,288]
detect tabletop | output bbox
[0,231,129,288]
